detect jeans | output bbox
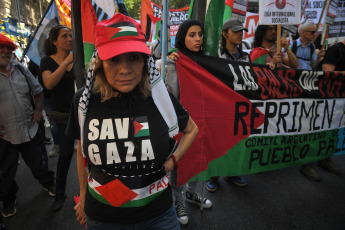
[44,98,59,145]
[86,206,180,230]
[0,129,55,203]
[55,123,75,196]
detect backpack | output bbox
[291,40,315,62]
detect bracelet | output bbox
[170,154,178,169]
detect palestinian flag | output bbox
[189,0,225,56]
[105,21,139,39]
[140,0,162,42]
[249,47,270,65]
[175,50,345,186]
[223,0,234,22]
[134,116,150,137]
[89,174,169,207]
[175,51,265,185]
[81,0,129,66]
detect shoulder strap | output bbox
[310,43,315,59]
[16,63,35,107]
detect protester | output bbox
[219,18,251,62]
[37,59,61,158]
[322,38,345,73]
[206,18,249,192]
[290,23,325,70]
[67,13,198,229]
[294,39,345,181]
[166,19,213,225]
[40,25,75,211]
[250,25,298,69]
[0,34,55,219]
[150,30,161,60]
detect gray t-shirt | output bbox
[0,60,43,144]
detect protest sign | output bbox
[140,0,189,47]
[302,0,327,31]
[232,0,249,23]
[175,50,345,185]
[328,0,345,41]
[259,0,301,25]
[325,0,339,25]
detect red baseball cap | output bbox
[95,13,150,60]
[0,34,16,51]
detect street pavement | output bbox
[3,137,345,230]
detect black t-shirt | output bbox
[66,88,189,224]
[40,56,75,112]
[322,42,345,71]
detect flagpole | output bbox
[160,0,169,80]
[21,0,55,62]
[71,0,86,89]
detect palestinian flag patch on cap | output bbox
[105,21,139,40]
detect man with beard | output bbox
[0,34,55,219]
[250,25,298,69]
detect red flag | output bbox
[176,52,264,185]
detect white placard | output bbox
[259,0,301,25]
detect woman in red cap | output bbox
[66,13,198,230]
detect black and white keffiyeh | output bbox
[77,51,179,159]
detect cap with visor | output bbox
[222,18,248,32]
[95,13,150,60]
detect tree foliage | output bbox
[125,0,191,20]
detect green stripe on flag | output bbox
[112,31,139,39]
[223,4,233,22]
[135,122,150,137]
[252,54,268,65]
[188,130,337,183]
[83,42,95,66]
[88,184,166,208]
[203,0,225,56]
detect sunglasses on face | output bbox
[306,30,316,34]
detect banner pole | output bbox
[316,0,328,31]
[277,24,281,53]
[321,24,329,50]
[160,0,169,80]
[200,181,206,211]
[71,0,85,89]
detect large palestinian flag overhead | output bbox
[175,51,345,186]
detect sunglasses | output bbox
[306,30,316,34]
[267,27,277,31]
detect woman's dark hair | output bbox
[175,19,203,53]
[253,25,270,48]
[44,25,70,56]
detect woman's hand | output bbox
[168,52,180,61]
[64,52,74,65]
[74,200,86,225]
[164,157,175,172]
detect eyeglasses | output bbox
[306,30,316,34]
